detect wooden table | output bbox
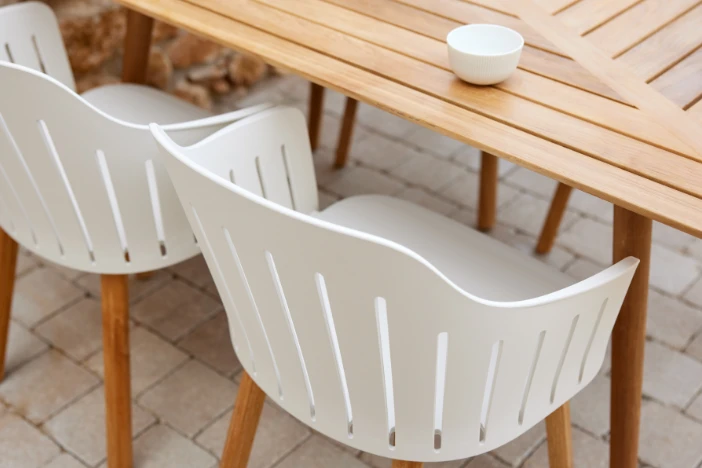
[116,0,702,466]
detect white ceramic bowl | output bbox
[447,24,524,85]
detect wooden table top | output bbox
[118,0,702,237]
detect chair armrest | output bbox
[159,103,275,146]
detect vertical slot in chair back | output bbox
[0,63,197,273]
[151,108,638,462]
[0,2,75,90]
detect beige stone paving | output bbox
[1,74,702,467]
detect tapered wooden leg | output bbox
[477,151,499,231]
[334,98,358,169]
[0,228,18,381]
[545,403,573,468]
[536,183,573,255]
[308,83,325,151]
[135,271,154,281]
[122,10,154,84]
[220,371,266,468]
[101,274,132,468]
[391,461,423,468]
[610,207,651,468]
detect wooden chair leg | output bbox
[477,151,499,231]
[536,183,573,255]
[334,98,359,169]
[122,10,153,84]
[0,228,19,381]
[308,83,325,151]
[101,274,132,468]
[392,461,423,468]
[545,402,574,468]
[220,370,267,468]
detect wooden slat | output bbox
[556,0,641,35]
[398,0,626,100]
[690,98,702,119]
[115,0,702,238]
[320,0,691,156]
[650,46,702,108]
[585,0,701,58]
[394,0,561,54]
[617,4,702,81]
[326,0,621,101]
[251,0,702,194]
[510,0,702,159]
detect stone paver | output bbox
[0,413,60,467]
[43,386,155,466]
[1,74,702,468]
[639,400,702,468]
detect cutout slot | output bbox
[518,331,546,425]
[480,340,503,443]
[145,160,167,257]
[551,315,580,403]
[281,144,297,210]
[224,227,282,398]
[316,272,353,437]
[579,299,608,383]
[266,251,315,420]
[30,36,46,73]
[375,297,396,449]
[96,150,129,262]
[434,332,449,451]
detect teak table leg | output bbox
[308,83,325,151]
[611,207,651,468]
[220,371,266,468]
[392,461,423,468]
[101,274,132,468]
[122,10,154,84]
[545,403,574,468]
[334,97,358,169]
[477,151,499,231]
[536,183,573,254]
[0,228,18,381]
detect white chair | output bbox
[0,4,270,466]
[151,106,638,467]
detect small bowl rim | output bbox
[447,24,525,58]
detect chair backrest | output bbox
[0,1,75,90]
[0,62,198,274]
[151,108,638,462]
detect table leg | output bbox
[308,83,325,151]
[477,151,498,231]
[611,206,651,468]
[122,10,154,84]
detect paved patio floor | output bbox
[2,74,702,467]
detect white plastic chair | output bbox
[151,106,638,467]
[0,3,270,466]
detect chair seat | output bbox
[82,83,211,124]
[315,195,574,302]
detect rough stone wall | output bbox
[1,0,271,109]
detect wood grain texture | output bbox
[477,151,498,232]
[0,228,18,381]
[611,207,652,468]
[220,371,266,468]
[112,0,702,239]
[308,83,325,152]
[651,46,702,108]
[510,0,702,160]
[122,10,153,83]
[545,403,574,468]
[391,461,423,468]
[334,97,358,169]
[556,0,641,35]
[585,0,699,58]
[536,183,573,254]
[101,274,132,468]
[617,4,702,82]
